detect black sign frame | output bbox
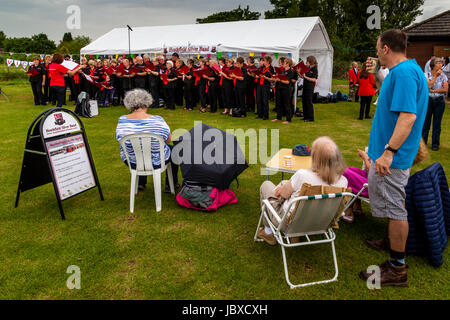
[15,108,104,220]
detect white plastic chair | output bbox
[119,133,175,213]
[254,191,353,289]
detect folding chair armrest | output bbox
[262,199,282,224]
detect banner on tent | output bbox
[167,45,217,54]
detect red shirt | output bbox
[357,73,375,96]
[49,63,69,87]
[348,68,360,85]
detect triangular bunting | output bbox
[14,60,21,68]
[22,61,29,69]
[6,59,13,67]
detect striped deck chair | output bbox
[254,186,353,289]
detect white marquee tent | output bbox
[81,17,333,95]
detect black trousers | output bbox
[208,82,220,112]
[134,78,147,90]
[164,86,175,109]
[275,84,282,115]
[246,81,255,112]
[359,95,373,119]
[217,85,224,109]
[184,83,195,109]
[30,81,43,105]
[198,83,208,109]
[302,85,315,121]
[65,77,74,101]
[222,82,235,110]
[234,86,247,116]
[175,80,184,106]
[256,85,270,119]
[277,87,293,122]
[150,84,160,108]
[43,78,51,103]
[51,86,66,108]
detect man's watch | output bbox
[384,144,398,154]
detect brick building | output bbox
[403,9,450,70]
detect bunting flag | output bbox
[9,52,14,56]
[21,61,28,69]
[228,52,232,58]
[288,53,292,57]
[40,54,45,60]
[197,54,200,59]
[274,53,279,59]
[154,53,157,57]
[261,52,266,58]
[28,61,34,67]
[207,54,211,58]
[6,59,13,67]
[25,53,30,57]
[249,52,254,57]
[217,52,222,59]
[115,54,118,59]
[122,54,125,58]
[14,60,21,68]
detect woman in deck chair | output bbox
[258,136,348,245]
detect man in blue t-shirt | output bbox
[359,29,428,287]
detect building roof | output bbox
[404,9,450,37]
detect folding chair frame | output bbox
[254,192,354,289]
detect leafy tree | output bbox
[196,5,261,23]
[57,35,91,54]
[264,0,424,61]
[62,32,73,43]
[0,30,6,49]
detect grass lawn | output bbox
[0,81,448,300]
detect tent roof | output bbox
[80,17,332,55]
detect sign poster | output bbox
[42,111,81,138]
[45,134,96,200]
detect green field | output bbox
[0,80,448,299]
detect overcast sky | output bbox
[0,0,448,43]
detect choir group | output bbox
[28,52,318,123]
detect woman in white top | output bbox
[258,136,348,245]
[421,57,449,151]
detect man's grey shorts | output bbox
[368,161,410,221]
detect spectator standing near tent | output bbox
[357,63,376,120]
[348,62,360,102]
[359,29,428,287]
[299,56,318,122]
[422,57,448,151]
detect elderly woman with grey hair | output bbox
[115,89,179,192]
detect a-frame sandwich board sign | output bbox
[15,108,104,220]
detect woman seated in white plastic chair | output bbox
[258,136,348,245]
[115,89,179,192]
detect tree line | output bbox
[0,31,90,56]
[196,0,424,62]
